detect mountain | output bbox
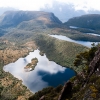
[64,14,100,30]
[0,11,62,28]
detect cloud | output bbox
[0,7,17,15]
[1,0,100,22]
[40,1,86,22]
[0,0,100,11]
[40,0,100,22]
[0,0,53,10]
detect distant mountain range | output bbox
[0,11,100,42]
[64,14,100,30]
[0,11,61,29]
[2,11,100,31]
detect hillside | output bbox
[34,34,88,72]
[64,14,100,30]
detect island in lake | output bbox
[24,58,38,71]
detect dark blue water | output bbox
[26,68,75,92]
[38,68,75,87]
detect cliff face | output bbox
[58,81,72,100]
[89,47,100,76]
[82,47,100,100]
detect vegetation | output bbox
[24,58,38,71]
[0,61,33,100]
[35,34,88,72]
[39,51,44,56]
[74,43,98,68]
[0,40,37,100]
[29,85,63,100]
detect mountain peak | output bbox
[0,11,62,28]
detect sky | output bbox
[0,0,100,11]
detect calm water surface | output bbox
[86,33,100,37]
[50,35,99,48]
[4,49,75,93]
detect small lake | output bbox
[69,26,95,31]
[86,33,100,37]
[3,49,75,93]
[69,26,79,29]
[50,35,99,48]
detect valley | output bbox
[0,11,100,100]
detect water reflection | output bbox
[3,49,75,92]
[50,35,99,48]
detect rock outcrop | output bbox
[39,95,45,100]
[89,47,100,76]
[58,81,72,100]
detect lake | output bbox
[86,33,100,37]
[50,35,99,48]
[3,49,75,93]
